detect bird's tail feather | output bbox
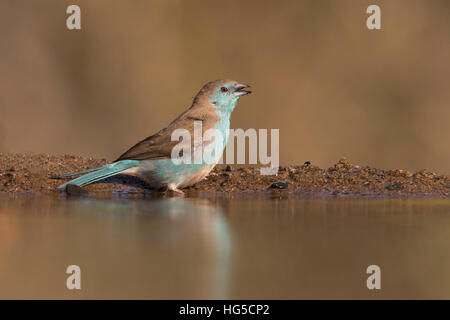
[56,160,139,190]
[50,167,103,179]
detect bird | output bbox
[53,79,251,194]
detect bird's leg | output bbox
[167,184,185,196]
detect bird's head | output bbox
[193,79,251,114]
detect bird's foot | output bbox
[167,184,185,197]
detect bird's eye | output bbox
[220,87,229,93]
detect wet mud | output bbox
[0,153,448,198]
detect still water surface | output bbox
[0,193,449,299]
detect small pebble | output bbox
[66,184,89,196]
[270,181,288,189]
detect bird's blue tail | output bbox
[56,160,140,190]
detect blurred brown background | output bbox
[0,0,449,173]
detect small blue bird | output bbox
[54,79,251,194]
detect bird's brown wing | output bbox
[115,127,180,161]
[115,108,219,162]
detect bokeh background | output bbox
[0,0,449,173]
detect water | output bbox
[0,193,449,299]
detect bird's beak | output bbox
[233,83,251,97]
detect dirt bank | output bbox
[0,153,449,197]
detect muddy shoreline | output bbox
[0,153,448,198]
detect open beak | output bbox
[233,83,251,97]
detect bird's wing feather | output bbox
[115,107,220,161]
[115,127,181,161]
